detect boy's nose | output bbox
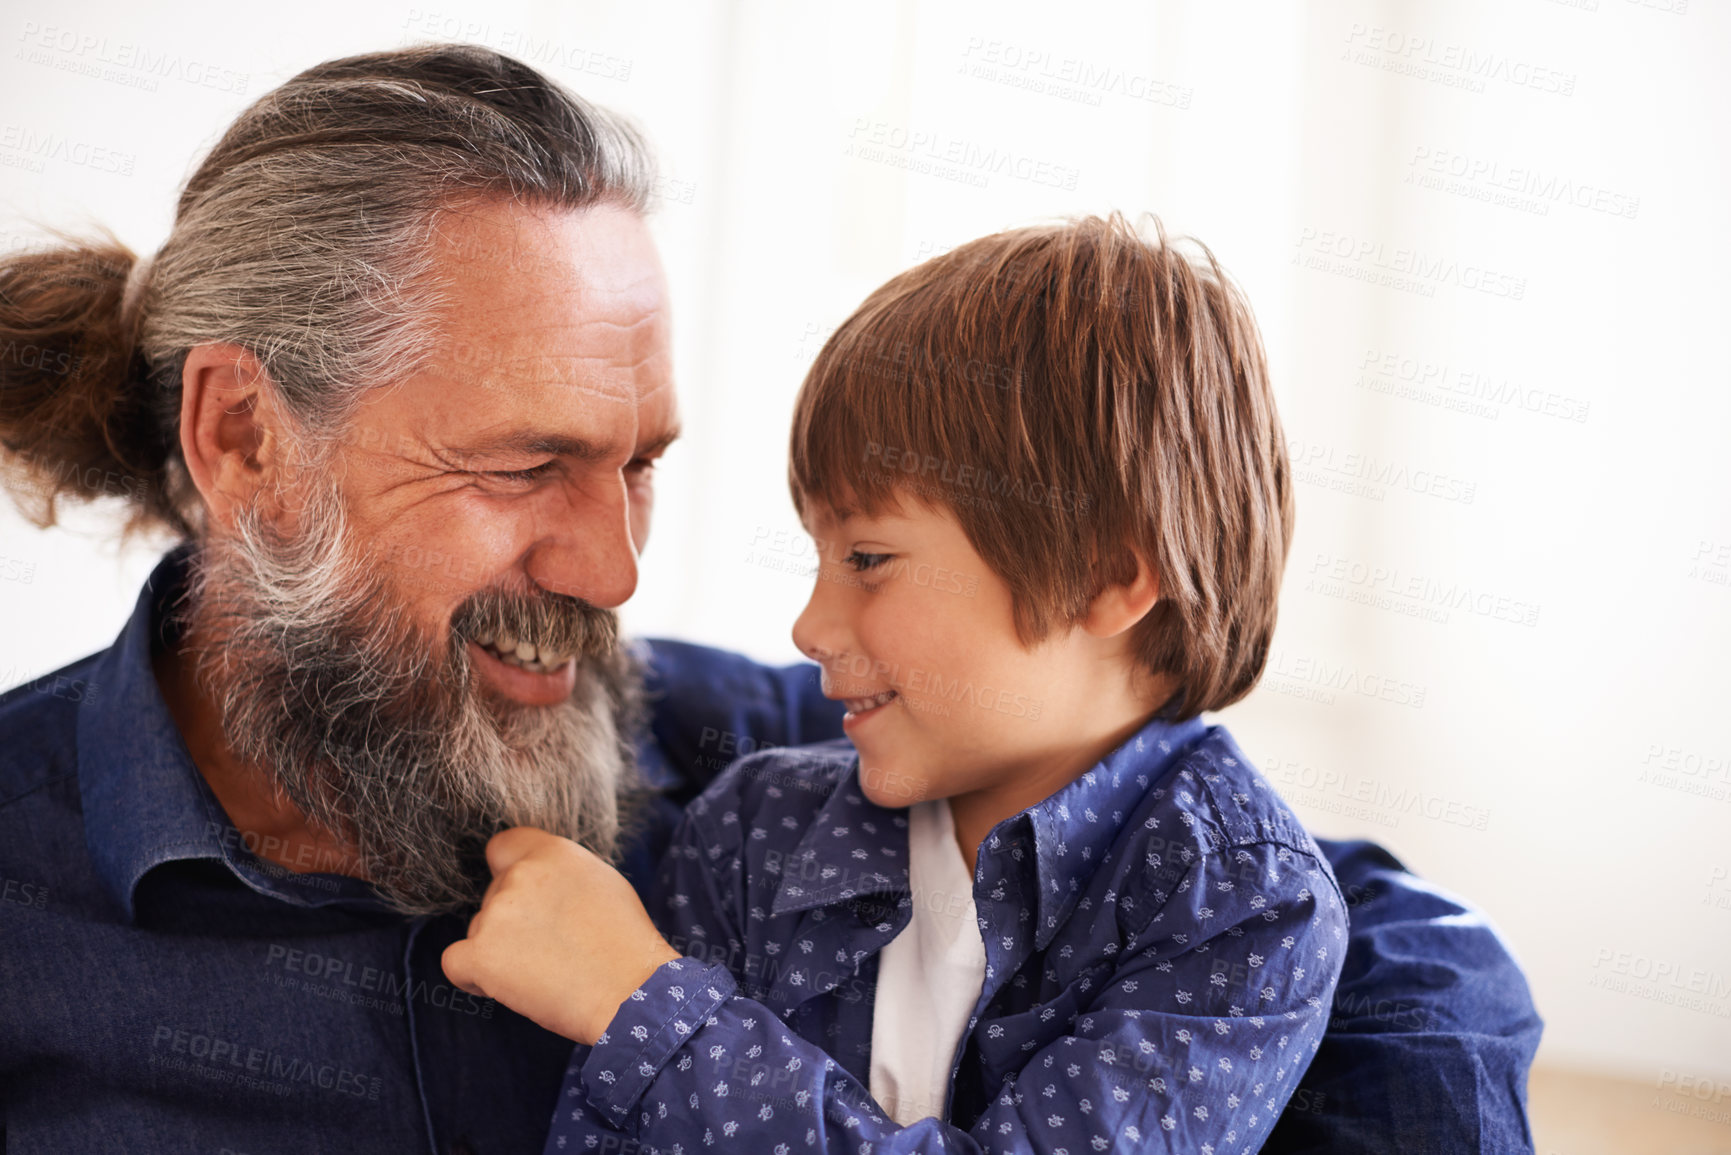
[791,586,848,668]
[790,603,829,664]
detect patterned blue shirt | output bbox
[547,715,1351,1154]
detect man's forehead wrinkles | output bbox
[453,348,659,372]
[422,359,667,399]
[451,272,663,322]
[463,309,659,337]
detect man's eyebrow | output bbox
[446,433,615,462]
[445,426,681,462]
[636,426,682,457]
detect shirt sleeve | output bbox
[619,641,844,898]
[549,837,1348,1155]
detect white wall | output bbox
[1,0,1726,1087]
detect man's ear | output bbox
[179,343,286,532]
[1081,550,1161,639]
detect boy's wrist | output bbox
[580,941,683,1044]
[580,956,739,1126]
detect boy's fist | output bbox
[441,827,681,1045]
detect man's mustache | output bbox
[450,586,619,663]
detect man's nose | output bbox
[525,479,639,609]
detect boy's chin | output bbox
[857,756,936,811]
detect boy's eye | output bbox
[844,550,891,572]
[486,461,558,484]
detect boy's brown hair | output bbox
[789,213,1292,720]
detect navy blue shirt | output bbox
[549,721,1350,1154]
[0,549,1542,1152]
[0,550,840,1155]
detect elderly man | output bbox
[0,44,1539,1154]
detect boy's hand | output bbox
[441,827,681,1046]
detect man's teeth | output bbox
[472,634,574,674]
[845,689,898,714]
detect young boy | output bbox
[449,214,1348,1153]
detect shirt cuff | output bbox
[579,956,737,1127]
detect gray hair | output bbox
[0,43,656,536]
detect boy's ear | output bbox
[1081,550,1161,639]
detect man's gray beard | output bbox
[182,473,645,917]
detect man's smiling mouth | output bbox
[470,628,576,674]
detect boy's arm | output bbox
[553,842,1348,1154]
[615,640,842,898]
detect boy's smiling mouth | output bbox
[842,688,898,718]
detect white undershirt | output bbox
[868,797,988,1126]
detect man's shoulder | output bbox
[0,652,100,809]
[636,638,844,798]
[639,638,825,715]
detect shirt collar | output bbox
[979,711,1211,950]
[769,758,911,917]
[767,713,1210,930]
[77,546,384,923]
